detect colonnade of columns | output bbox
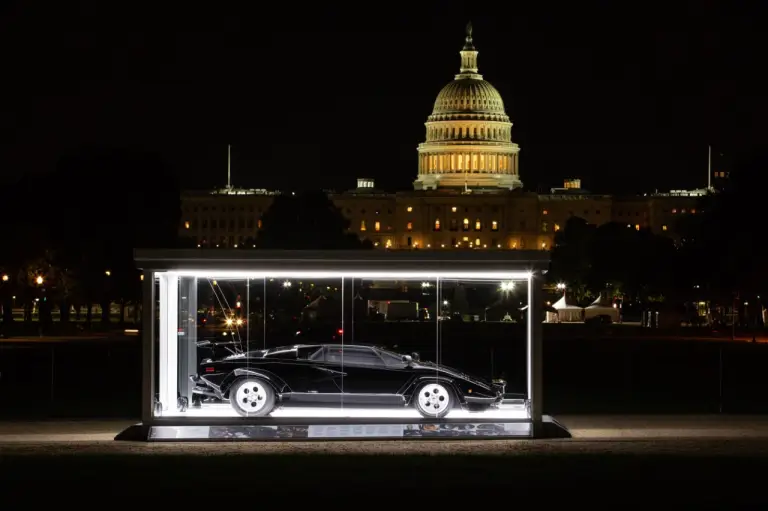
[419,152,519,175]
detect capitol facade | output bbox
[179,27,716,251]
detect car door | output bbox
[281,346,346,404]
[325,346,412,406]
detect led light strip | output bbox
[159,270,533,280]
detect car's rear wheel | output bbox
[229,377,275,417]
[413,382,453,418]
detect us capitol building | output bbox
[180,26,720,250]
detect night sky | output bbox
[1,1,765,194]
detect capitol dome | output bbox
[414,24,522,191]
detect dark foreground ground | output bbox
[2,416,768,506]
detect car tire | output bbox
[413,381,453,419]
[229,377,276,417]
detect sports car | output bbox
[190,344,506,418]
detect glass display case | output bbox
[125,250,550,440]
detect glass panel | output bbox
[152,271,531,427]
[434,278,530,419]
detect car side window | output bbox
[323,347,385,367]
[377,350,407,368]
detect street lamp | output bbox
[105,270,111,277]
[500,281,516,292]
[35,276,43,285]
[1,274,8,282]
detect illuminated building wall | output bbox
[180,185,701,250]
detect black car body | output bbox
[191,344,506,418]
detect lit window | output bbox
[542,222,548,232]
[554,223,560,231]
[691,208,696,214]
[511,242,518,249]
[672,208,677,214]
[184,221,190,229]
[491,221,498,231]
[257,219,262,229]
[662,225,668,231]
[375,221,381,232]
[452,206,457,213]
[407,206,413,212]
[475,219,481,231]
[385,239,392,248]
[463,237,469,242]
[406,222,413,231]
[635,224,640,230]
[360,220,367,231]
[542,210,548,215]
[681,209,687,214]
[463,218,469,230]
[434,219,441,231]
[475,239,480,246]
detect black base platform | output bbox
[115,416,571,441]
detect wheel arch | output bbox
[222,369,288,398]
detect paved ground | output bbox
[2,416,768,506]
[2,414,768,446]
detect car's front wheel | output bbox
[413,382,453,418]
[229,378,276,417]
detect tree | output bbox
[548,216,596,304]
[549,216,681,305]
[256,191,373,249]
[589,222,678,302]
[50,149,183,326]
[679,151,768,303]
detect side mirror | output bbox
[402,354,413,364]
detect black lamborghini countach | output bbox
[190,344,506,418]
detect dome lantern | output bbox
[458,22,480,78]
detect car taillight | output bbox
[337,328,343,335]
[205,367,215,373]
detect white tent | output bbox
[584,294,619,322]
[547,295,584,323]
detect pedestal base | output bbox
[115,416,570,441]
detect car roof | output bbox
[268,343,384,352]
